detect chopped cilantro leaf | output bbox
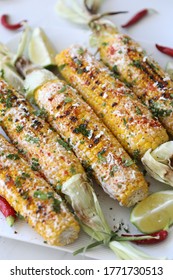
[58,85,67,93]
[33,108,48,119]
[6,153,20,160]
[57,138,72,151]
[73,124,91,137]
[16,125,24,132]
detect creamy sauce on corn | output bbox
[35,77,148,206]
[0,79,84,188]
[99,34,173,134]
[0,135,79,245]
[55,45,168,162]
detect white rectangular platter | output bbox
[0,25,173,259]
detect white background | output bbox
[0,0,173,260]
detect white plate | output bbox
[0,25,173,260]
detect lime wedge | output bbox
[28,27,56,67]
[0,63,24,92]
[130,190,173,233]
[165,61,173,79]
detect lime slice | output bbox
[0,63,24,92]
[130,190,173,233]
[13,24,31,63]
[165,61,173,79]
[28,27,56,67]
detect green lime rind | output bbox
[28,27,56,67]
[130,190,173,233]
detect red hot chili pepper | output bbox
[122,230,168,245]
[156,44,173,57]
[122,9,155,28]
[0,196,16,226]
[1,14,27,30]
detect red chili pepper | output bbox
[122,230,168,245]
[156,44,173,57]
[0,196,16,226]
[1,14,27,30]
[122,9,155,28]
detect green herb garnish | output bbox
[73,124,91,137]
[0,89,13,108]
[122,158,134,167]
[132,149,140,161]
[70,165,76,175]
[122,36,131,44]
[75,59,82,66]
[6,153,20,160]
[102,102,106,107]
[14,177,22,187]
[136,106,142,115]
[123,118,127,125]
[33,191,48,200]
[98,149,107,163]
[77,68,84,74]
[33,108,48,119]
[56,184,62,191]
[18,148,26,155]
[131,60,142,69]
[52,198,61,213]
[58,85,67,93]
[57,138,72,151]
[149,100,172,117]
[109,166,118,177]
[25,134,40,144]
[64,97,73,103]
[21,190,29,199]
[101,42,108,47]
[82,160,93,177]
[77,47,85,55]
[16,125,24,132]
[112,65,119,74]
[21,172,30,179]
[31,158,40,171]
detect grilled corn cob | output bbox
[97,31,173,136]
[0,78,112,241]
[55,46,168,158]
[0,78,84,186]
[0,134,80,246]
[23,68,148,207]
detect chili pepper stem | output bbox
[6,215,15,227]
[84,0,103,14]
[89,11,128,25]
[148,9,158,15]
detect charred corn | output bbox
[0,134,80,246]
[0,78,112,241]
[0,78,84,187]
[24,69,148,207]
[55,46,168,158]
[98,31,173,136]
